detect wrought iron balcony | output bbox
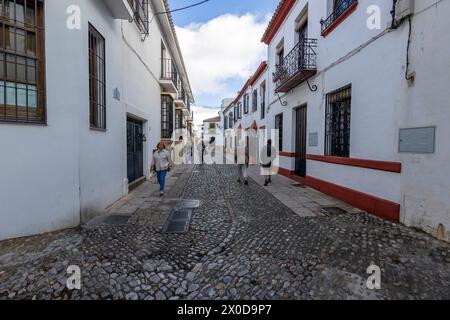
[273,38,318,93]
[321,0,358,35]
[160,58,179,93]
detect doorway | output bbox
[295,105,307,177]
[127,117,144,184]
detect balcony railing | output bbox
[321,0,358,35]
[273,38,318,93]
[161,58,179,90]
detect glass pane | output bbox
[16,0,25,24]
[6,54,15,78]
[27,85,37,108]
[16,28,26,53]
[6,26,15,50]
[17,83,26,106]
[26,2,36,25]
[0,24,3,50]
[26,58,36,82]
[17,56,25,80]
[0,53,4,77]
[5,82,16,105]
[26,31,36,55]
[0,81,4,104]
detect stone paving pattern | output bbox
[0,165,449,300]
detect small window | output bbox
[0,0,45,124]
[243,94,249,114]
[275,113,283,151]
[89,24,106,130]
[252,90,258,112]
[161,95,174,139]
[325,85,352,157]
[260,82,266,120]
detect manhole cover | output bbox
[172,210,190,220]
[165,221,188,233]
[321,207,347,215]
[104,215,130,225]
[176,199,200,209]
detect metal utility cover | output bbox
[321,207,347,215]
[399,127,435,153]
[309,132,319,147]
[176,199,200,209]
[162,208,193,234]
[292,183,306,188]
[104,215,130,225]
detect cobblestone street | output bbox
[1,165,450,300]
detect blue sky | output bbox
[169,0,279,113]
[170,0,278,27]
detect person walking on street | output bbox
[152,141,172,196]
[260,139,277,186]
[237,141,250,185]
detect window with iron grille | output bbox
[275,113,283,151]
[127,0,149,35]
[161,95,173,139]
[260,82,266,120]
[175,109,182,129]
[0,0,45,124]
[252,89,257,112]
[325,85,351,157]
[229,112,233,128]
[224,115,228,129]
[243,94,249,114]
[89,24,106,130]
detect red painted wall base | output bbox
[305,176,400,223]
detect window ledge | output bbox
[90,127,107,132]
[0,120,47,127]
[321,1,358,38]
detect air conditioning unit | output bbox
[395,0,415,21]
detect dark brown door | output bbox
[295,106,307,177]
[127,118,144,183]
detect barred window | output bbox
[325,85,351,157]
[275,113,283,151]
[89,24,106,130]
[252,89,257,112]
[175,108,182,129]
[228,112,233,128]
[161,95,173,139]
[243,94,249,114]
[0,0,45,124]
[260,82,266,120]
[224,115,228,130]
[127,0,149,34]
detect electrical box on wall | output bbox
[395,0,415,22]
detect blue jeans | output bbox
[156,170,168,193]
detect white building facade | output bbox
[223,0,450,242]
[0,0,193,241]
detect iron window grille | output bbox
[273,38,317,89]
[161,58,178,90]
[260,83,266,120]
[224,116,228,130]
[127,0,149,38]
[252,89,258,112]
[321,0,357,34]
[89,24,106,130]
[161,94,174,139]
[275,113,283,151]
[229,112,233,128]
[175,109,182,129]
[325,85,352,158]
[0,0,46,124]
[243,94,249,114]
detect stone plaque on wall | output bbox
[399,127,435,153]
[309,132,319,147]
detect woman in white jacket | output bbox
[152,142,172,196]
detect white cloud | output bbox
[176,13,268,97]
[191,105,220,127]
